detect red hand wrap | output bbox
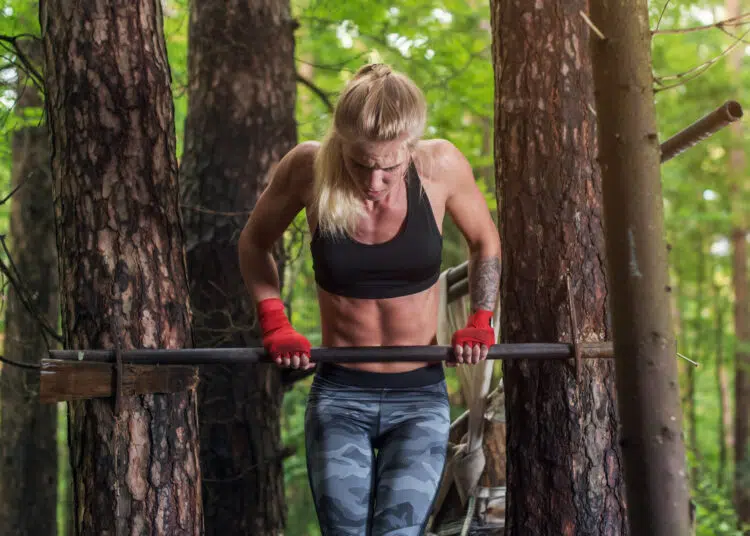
[257,298,311,357]
[451,309,495,348]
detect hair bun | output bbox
[356,63,391,79]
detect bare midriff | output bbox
[317,284,440,373]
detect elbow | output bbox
[238,221,268,263]
[469,232,501,260]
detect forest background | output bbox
[0,0,748,535]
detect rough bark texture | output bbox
[0,39,58,535]
[40,1,203,534]
[589,1,691,534]
[491,2,627,534]
[179,1,297,534]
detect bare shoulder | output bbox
[275,141,319,203]
[413,139,473,193]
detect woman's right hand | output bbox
[263,325,314,369]
[257,297,314,369]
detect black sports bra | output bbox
[310,162,442,299]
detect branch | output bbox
[653,11,750,35]
[179,204,250,218]
[0,354,41,370]
[654,0,672,33]
[0,181,24,206]
[296,72,334,113]
[654,26,750,92]
[295,52,370,72]
[0,34,44,95]
[0,236,64,345]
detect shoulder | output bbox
[412,138,473,190]
[271,141,320,202]
[285,141,320,179]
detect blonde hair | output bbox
[313,64,427,236]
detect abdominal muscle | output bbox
[317,284,441,373]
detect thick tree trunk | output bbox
[179,1,296,534]
[40,1,203,534]
[491,2,626,534]
[0,39,58,535]
[589,0,691,534]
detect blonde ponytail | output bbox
[313,64,427,236]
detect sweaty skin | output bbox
[239,138,501,373]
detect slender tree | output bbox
[491,2,626,534]
[715,274,730,488]
[726,0,750,524]
[590,0,691,533]
[0,37,58,536]
[40,1,203,533]
[179,0,297,533]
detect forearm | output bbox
[468,247,501,312]
[238,227,282,303]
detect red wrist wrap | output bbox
[256,298,311,357]
[451,309,495,348]
[256,298,290,335]
[467,309,493,329]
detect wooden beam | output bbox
[40,360,198,404]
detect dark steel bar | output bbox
[48,342,614,365]
[660,100,743,163]
[445,261,468,287]
[447,278,469,304]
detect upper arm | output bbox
[242,142,318,250]
[439,140,500,255]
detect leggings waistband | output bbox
[315,362,445,389]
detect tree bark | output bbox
[40,1,203,534]
[179,1,296,534]
[491,2,626,534]
[589,0,691,534]
[0,38,58,536]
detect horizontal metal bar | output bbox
[445,261,469,287]
[447,278,469,304]
[48,342,614,365]
[660,100,743,163]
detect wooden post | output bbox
[589,1,692,534]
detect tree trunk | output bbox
[589,0,691,534]
[0,38,58,536]
[179,1,296,534]
[689,227,707,481]
[491,2,626,534]
[715,277,729,488]
[40,1,203,534]
[726,0,750,524]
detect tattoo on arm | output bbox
[470,256,501,311]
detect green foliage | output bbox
[690,470,749,536]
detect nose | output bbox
[366,169,385,189]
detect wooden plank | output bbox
[39,359,198,404]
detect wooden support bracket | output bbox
[40,359,198,404]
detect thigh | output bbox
[371,383,451,536]
[305,378,379,535]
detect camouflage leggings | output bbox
[305,364,450,536]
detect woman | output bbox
[239,63,501,536]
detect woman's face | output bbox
[342,138,410,201]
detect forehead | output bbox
[344,139,408,166]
